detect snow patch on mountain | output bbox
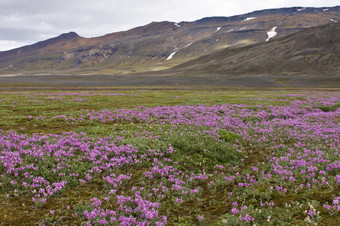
[175,23,181,28]
[243,17,256,21]
[167,51,177,60]
[214,27,221,33]
[183,43,193,48]
[266,26,278,41]
[167,43,193,60]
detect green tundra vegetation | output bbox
[0,87,339,225]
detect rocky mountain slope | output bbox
[0,6,339,75]
[166,23,340,77]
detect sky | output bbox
[0,0,339,51]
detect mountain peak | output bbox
[57,31,80,40]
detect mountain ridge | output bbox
[164,22,340,76]
[0,6,339,75]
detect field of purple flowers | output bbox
[0,89,339,225]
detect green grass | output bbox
[0,88,315,134]
[0,87,339,225]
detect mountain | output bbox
[166,22,340,77]
[0,6,340,75]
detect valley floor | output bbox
[0,88,339,225]
[0,74,339,88]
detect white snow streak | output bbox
[297,8,305,12]
[17,49,23,54]
[175,23,181,28]
[214,27,221,33]
[330,19,338,23]
[323,9,329,11]
[266,26,277,42]
[166,43,193,60]
[243,17,256,21]
[167,51,177,60]
[183,43,193,48]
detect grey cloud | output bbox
[0,27,43,41]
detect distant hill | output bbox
[0,6,339,75]
[167,23,340,76]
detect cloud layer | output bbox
[0,0,338,51]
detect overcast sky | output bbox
[0,0,338,51]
